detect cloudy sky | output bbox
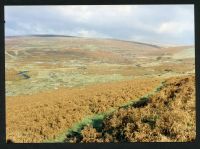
[5,5,194,45]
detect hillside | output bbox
[65,75,195,142]
[5,36,194,96]
[5,36,195,143]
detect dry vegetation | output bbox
[6,78,161,143]
[65,75,195,142]
[5,36,195,143]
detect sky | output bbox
[5,5,194,45]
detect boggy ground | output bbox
[6,78,161,143]
[65,75,195,142]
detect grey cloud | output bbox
[5,5,194,45]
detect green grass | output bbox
[6,70,131,96]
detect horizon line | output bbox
[5,34,194,48]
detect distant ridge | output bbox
[106,38,161,49]
[5,34,165,48]
[5,34,193,48]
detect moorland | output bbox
[5,35,195,142]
